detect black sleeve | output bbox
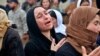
[2,29,25,56]
[55,51,73,56]
[24,42,37,56]
[48,50,56,56]
[24,41,56,56]
[96,35,100,45]
[55,42,81,56]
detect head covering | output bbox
[77,0,92,8]
[49,10,57,19]
[7,0,19,4]
[48,9,66,36]
[66,6,100,54]
[27,6,56,40]
[26,6,59,55]
[0,8,10,49]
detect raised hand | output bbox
[51,38,66,52]
[82,46,100,56]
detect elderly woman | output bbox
[24,6,66,56]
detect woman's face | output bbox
[42,0,50,10]
[34,7,53,31]
[53,0,59,6]
[87,15,100,33]
[81,1,89,6]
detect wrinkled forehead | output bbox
[34,7,46,17]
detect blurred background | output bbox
[0,0,24,5]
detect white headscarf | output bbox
[48,9,66,36]
[77,0,92,8]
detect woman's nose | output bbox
[44,14,48,20]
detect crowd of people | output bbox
[0,0,100,56]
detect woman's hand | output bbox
[51,38,66,52]
[82,46,100,56]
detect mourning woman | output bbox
[24,6,66,56]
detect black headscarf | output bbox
[49,10,57,19]
[26,6,59,55]
[27,6,58,41]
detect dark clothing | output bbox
[55,42,81,56]
[0,27,25,56]
[0,5,11,15]
[24,33,63,56]
[56,33,65,41]
[22,2,29,12]
[96,35,100,45]
[5,5,11,14]
[96,0,100,9]
[25,7,61,56]
[25,36,56,56]
[0,5,7,14]
[22,2,35,13]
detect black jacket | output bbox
[56,33,65,41]
[24,7,61,56]
[0,27,25,56]
[55,42,81,56]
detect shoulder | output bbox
[19,9,26,14]
[2,27,21,47]
[7,27,19,36]
[8,10,13,14]
[24,40,38,55]
[19,9,26,17]
[56,33,65,38]
[4,27,20,41]
[22,2,28,7]
[55,42,81,56]
[25,39,38,50]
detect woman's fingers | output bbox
[82,46,87,56]
[82,46,100,56]
[56,38,66,48]
[50,38,66,52]
[94,47,100,56]
[89,46,100,56]
[51,38,56,48]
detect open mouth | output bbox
[45,21,51,25]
